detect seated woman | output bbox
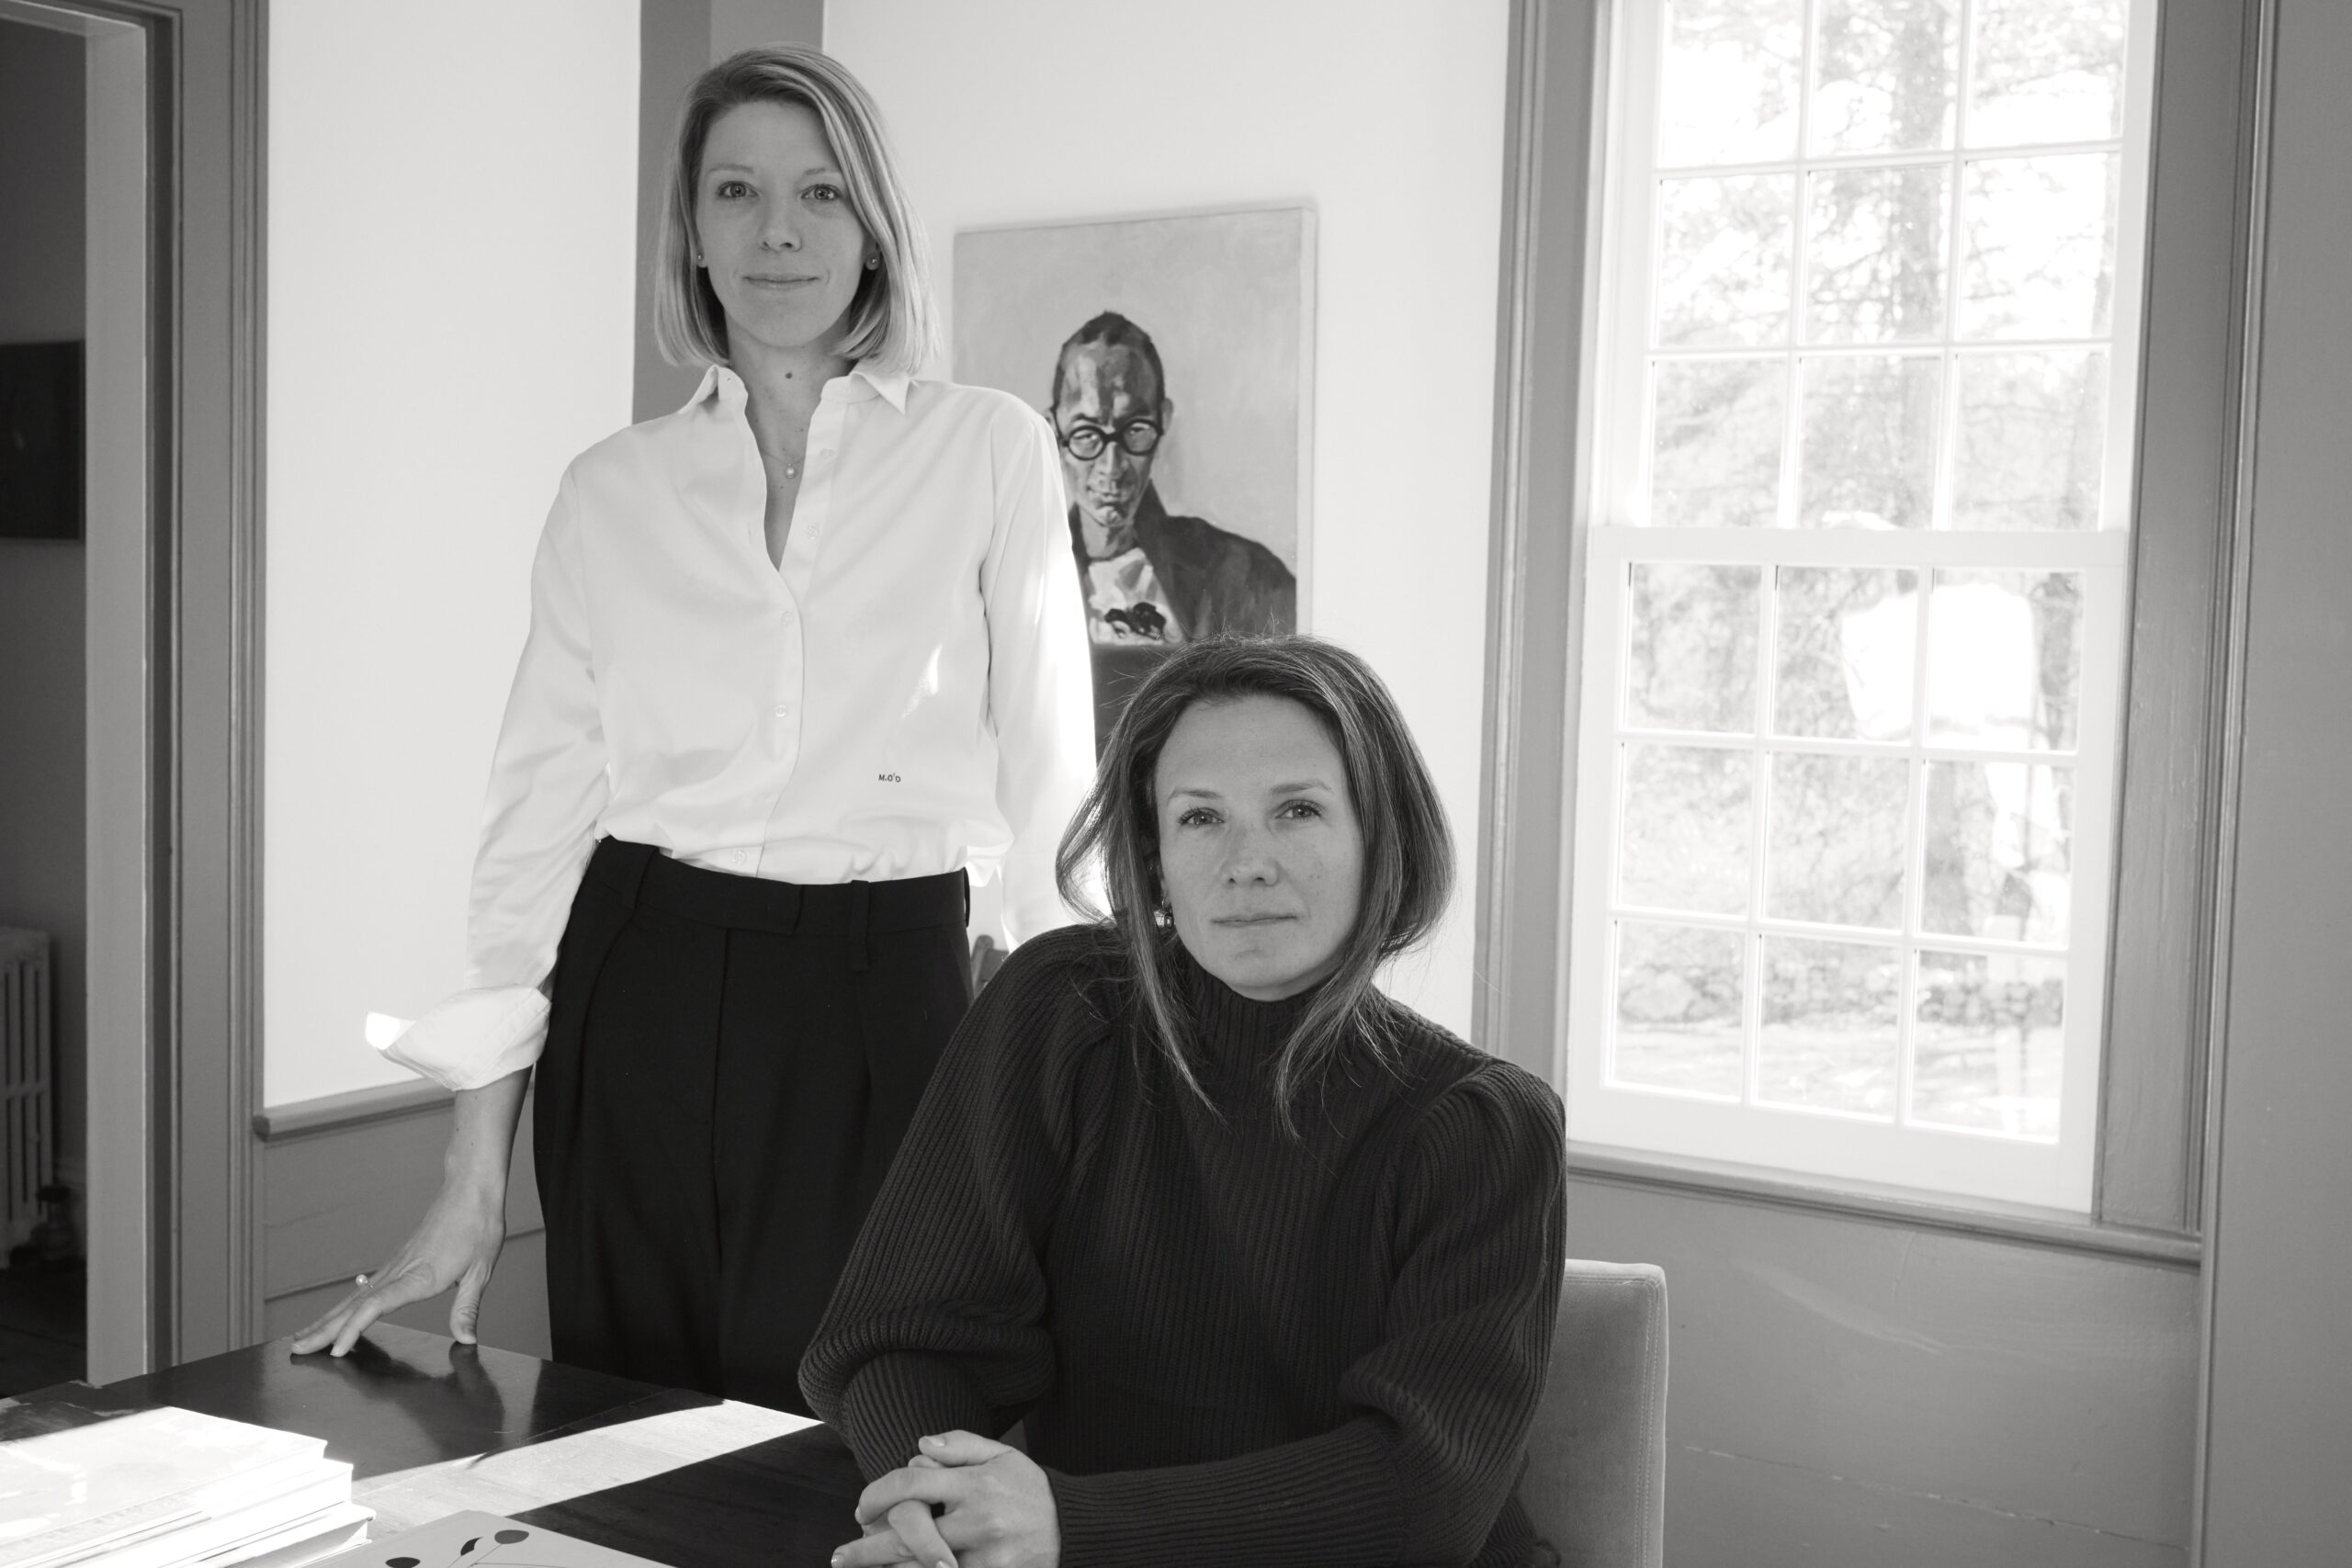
[802,636,1566,1568]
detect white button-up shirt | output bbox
[385,362,1096,1090]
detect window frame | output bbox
[1558,0,2158,1212]
[1476,0,2264,1242]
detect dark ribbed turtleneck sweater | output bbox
[800,924,1566,1568]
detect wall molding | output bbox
[1568,1144,2202,1269]
[139,0,269,1367]
[2093,0,2267,1235]
[254,1078,452,1143]
[224,0,268,1359]
[1473,0,1600,1083]
[257,1086,548,1359]
[2188,0,2284,1559]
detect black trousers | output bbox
[532,838,973,1416]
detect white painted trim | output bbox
[80,10,153,1384]
[2101,0,2164,536]
[1557,525,2130,570]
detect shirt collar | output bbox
[848,363,911,412]
[688,363,735,409]
[689,361,911,412]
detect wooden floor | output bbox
[0,1257,83,1396]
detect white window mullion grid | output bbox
[1894,563,1937,1152]
[1744,545,1779,1110]
[1783,3,1815,540]
[2102,0,2162,532]
[1566,0,2155,1211]
[1566,527,2125,1206]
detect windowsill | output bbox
[1564,1140,2203,1267]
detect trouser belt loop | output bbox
[612,839,658,912]
[847,879,873,972]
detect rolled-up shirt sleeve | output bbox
[383,468,607,1091]
[979,405,1097,945]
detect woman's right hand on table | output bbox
[290,1179,508,1357]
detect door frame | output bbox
[4,0,266,1380]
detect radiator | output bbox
[0,927,52,1262]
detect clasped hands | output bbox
[832,1430,1060,1568]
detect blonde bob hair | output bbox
[653,45,937,376]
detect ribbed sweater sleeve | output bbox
[1047,1063,1566,1568]
[797,931,1083,1477]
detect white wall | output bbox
[828,0,1512,1036]
[265,1,639,1106]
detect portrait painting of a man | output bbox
[956,208,1312,744]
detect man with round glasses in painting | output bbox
[1050,310,1296,742]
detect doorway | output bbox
[0,0,265,1386]
[0,0,145,1395]
[0,8,89,1396]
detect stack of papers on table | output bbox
[0,1405,371,1568]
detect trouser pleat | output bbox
[533,840,972,1414]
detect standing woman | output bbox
[292,45,1095,1416]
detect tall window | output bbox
[1568,0,2154,1209]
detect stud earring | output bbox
[865,255,880,270]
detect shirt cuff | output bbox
[379,985,548,1091]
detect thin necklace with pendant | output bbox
[763,407,808,481]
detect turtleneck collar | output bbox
[1166,936,1323,1068]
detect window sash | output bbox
[1564,525,2126,1209]
[1563,0,2160,1212]
[1590,0,2160,538]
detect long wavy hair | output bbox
[1056,636,1453,1131]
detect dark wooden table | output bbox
[12,1324,871,1565]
